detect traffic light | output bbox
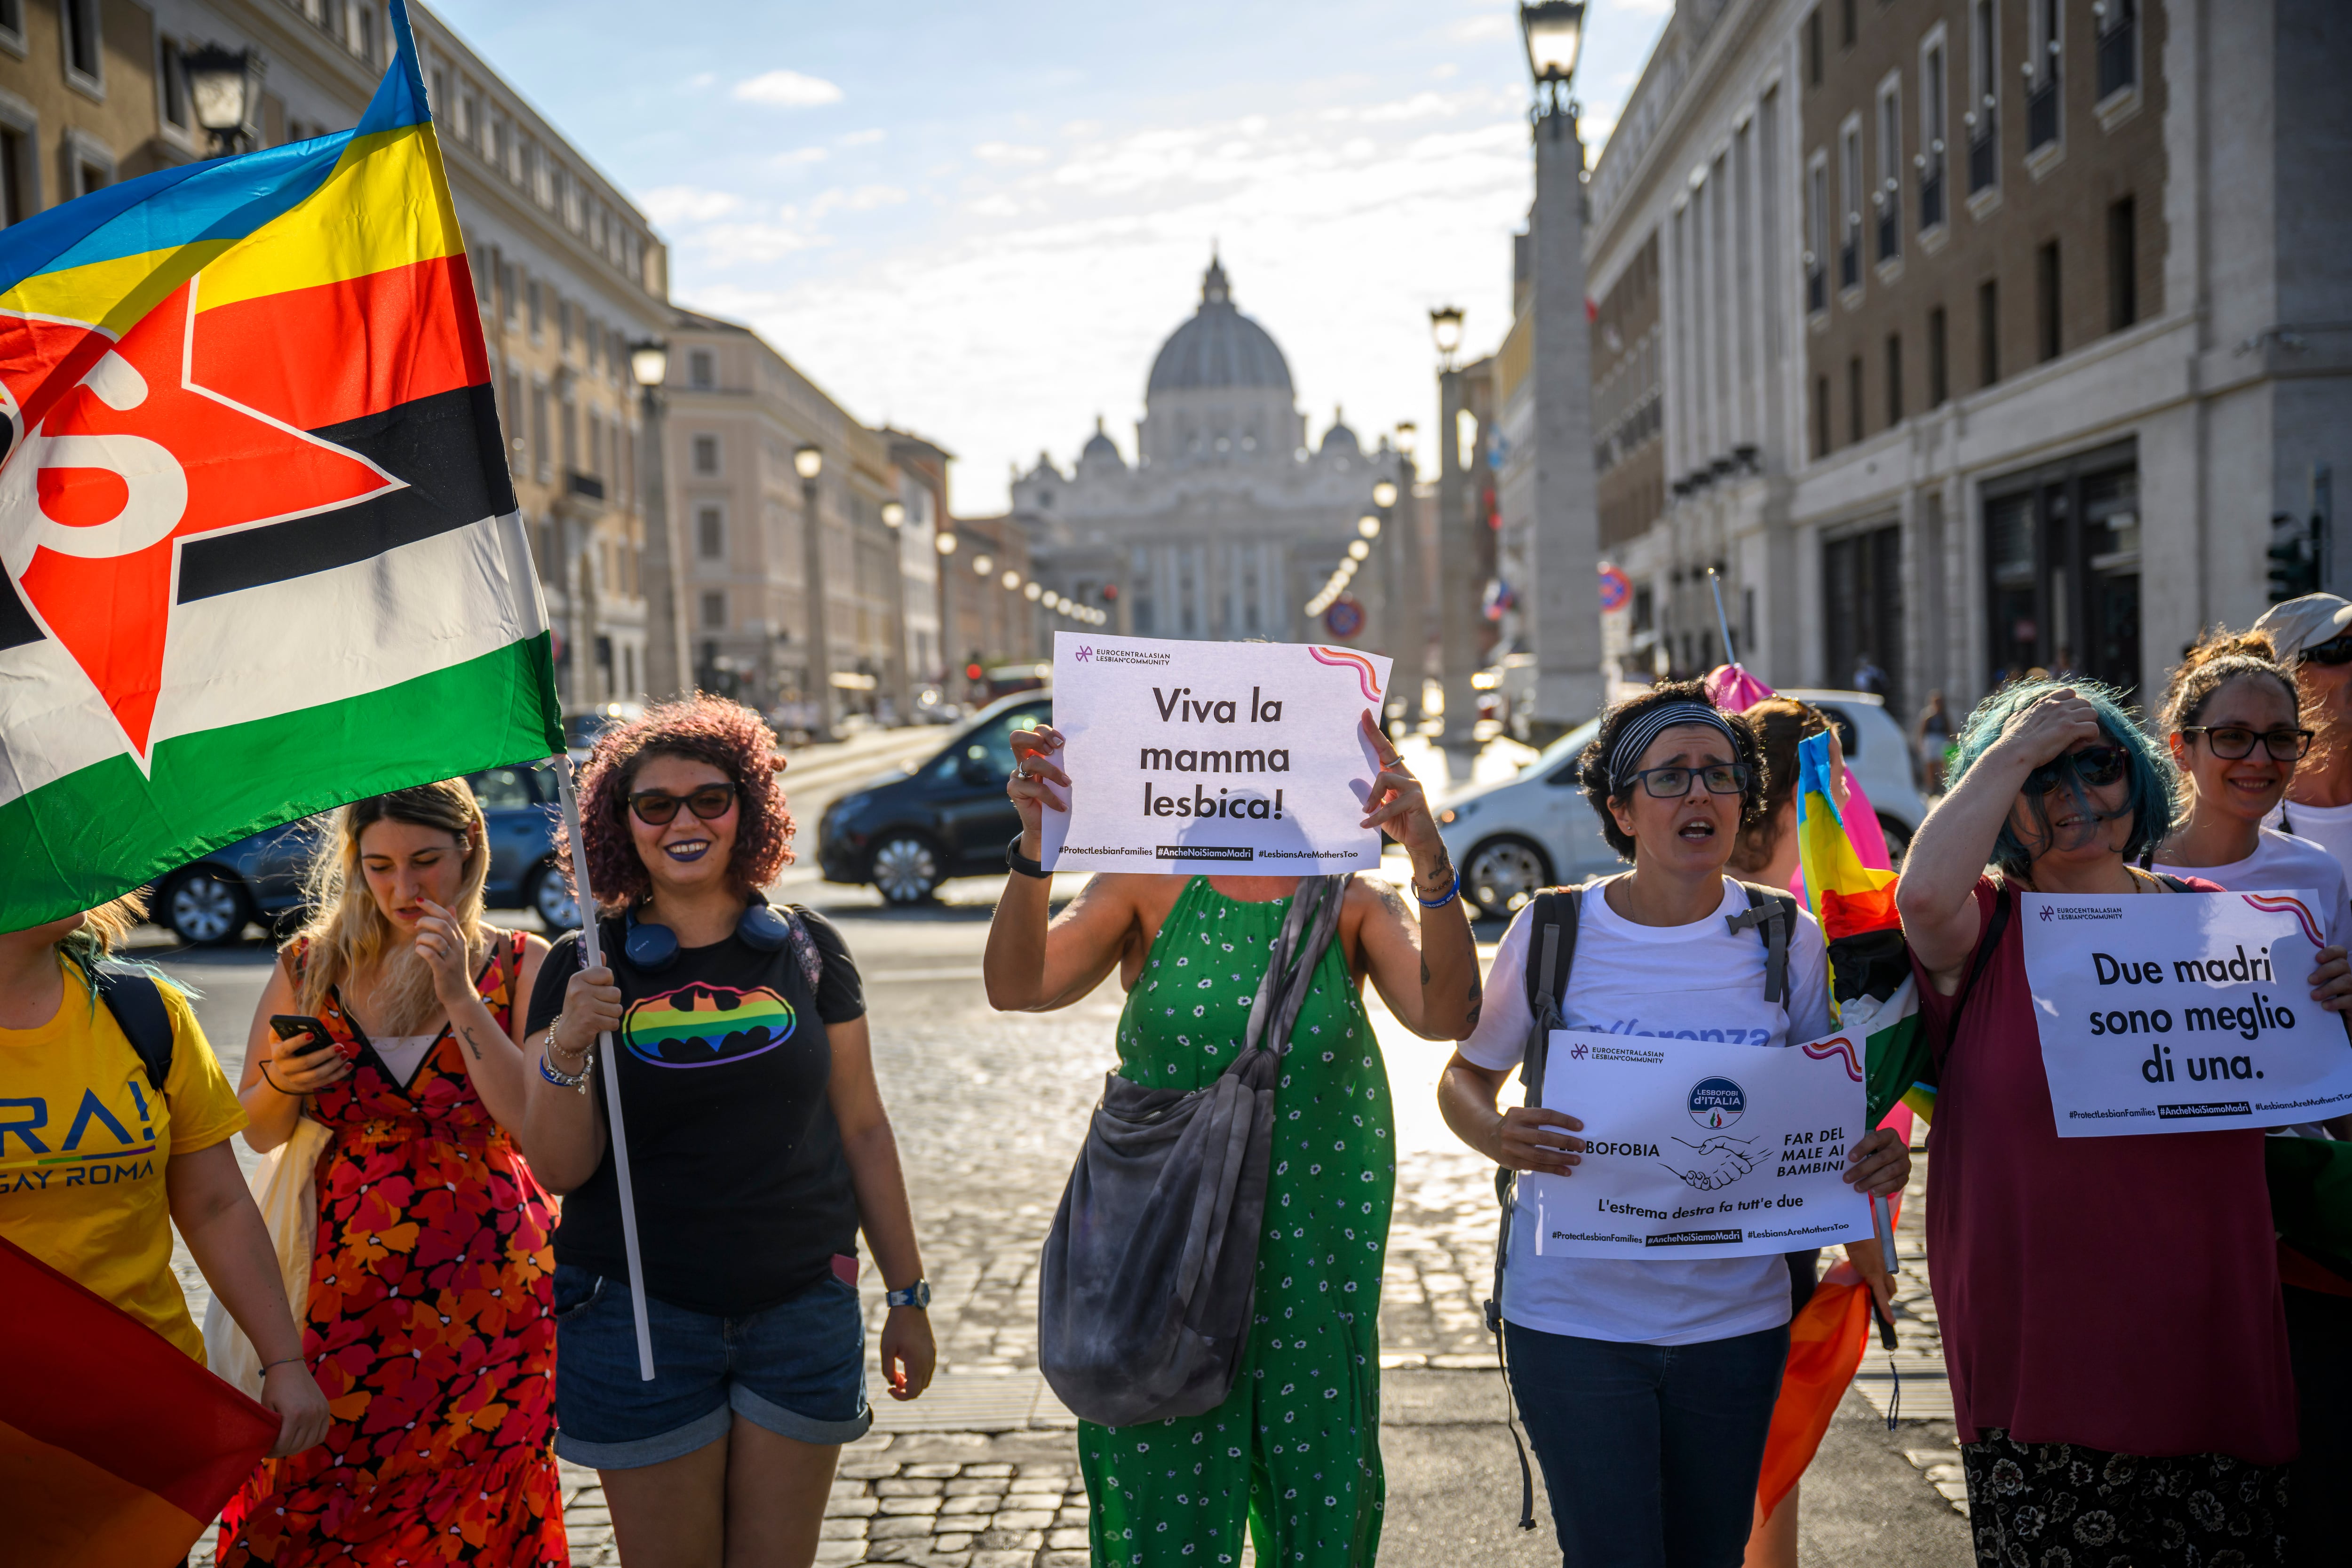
[2270,512,2321,603]
[1101,583,1119,602]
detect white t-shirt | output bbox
[1459,875,1835,1346]
[2158,827,2352,952]
[2269,800,2352,909]
[373,1032,442,1087]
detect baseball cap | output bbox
[2251,593,2352,661]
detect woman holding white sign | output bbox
[1897,677,2335,1565]
[989,710,1476,1568]
[1437,682,1910,1568]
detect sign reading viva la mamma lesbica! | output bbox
[1514,1029,1875,1261]
[1036,632,1393,875]
[2020,890,2352,1137]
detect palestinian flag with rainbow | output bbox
[0,0,557,932]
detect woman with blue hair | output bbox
[1897,678,2331,1566]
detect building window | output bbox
[1978,278,2001,387]
[558,298,572,355]
[1814,375,1831,458]
[1839,119,1862,291]
[1885,334,1904,426]
[62,0,100,90]
[697,506,724,559]
[2107,196,2137,331]
[1967,0,1999,194]
[1875,80,1902,263]
[504,370,524,471]
[1928,306,1949,406]
[1839,0,1856,50]
[530,385,551,484]
[2026,0,2062,152]
[159,39,190,130]
[1806,8,1823,87]
[498,259,517,323]
[2098,0,2139,100]
[0,127,28,226]
[1805,154,1829,312]
[525,279,542,341]
[692,435,720,476]
[690,349,715,389]
[1920,37,1948,229]
[2036,240,2062,362]
[1847,356,1864,445]
[0,1,24,49]
[1824,524,1903,709]
[701,591,726,630]
[1983,450,2142,695]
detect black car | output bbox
[149,764,578,945]
[816,693,1052,902]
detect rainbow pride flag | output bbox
[0,0,556,930]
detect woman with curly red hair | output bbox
[517,696,933,1567]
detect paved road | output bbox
[154,722,1968,1565]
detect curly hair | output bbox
[1946,677,2181,879]
[562,695,794,914]
[1577,679,1769,862]
[2157,628,2297,734]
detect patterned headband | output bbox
[1607,701,1739,788]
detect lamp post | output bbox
[1371,477,1402,725]
[795,443,834,741]
[1519,0,1604,741]
[183,43,265,158]
[1392,426,1426,724]
[880,498,908,723]
[933,529,958,697]
[1432,306,1478,747]
[629,338,688,701]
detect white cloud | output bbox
[836,128,887,147]
[808,184,909,216]
[696,220,825,267]
[967,194,1023,218]
[772,146,830,169]
[974,141,1050,166]
[1432,63,1461,80]
[685,72,715,90]
[641,185,745,225]
[733,70,844,108]
[1449,14,1512,40]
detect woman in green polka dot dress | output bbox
[987,711,1479,1567]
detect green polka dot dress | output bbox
[1079,876,1394,1568]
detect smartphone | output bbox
[269,1015,335,1057]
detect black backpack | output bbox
[91,962,175,1092]
[1481,879,1797,1531]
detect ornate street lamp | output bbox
[1429,306,1466,370]
[794,443,834,739]
[183,43,266,157]
[625,337,687,700]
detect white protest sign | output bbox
[1037,631,1392,876]
[2019,890,2352,1136]
[1516,1029,1874,1260]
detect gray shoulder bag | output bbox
[1038,875,1349,1427]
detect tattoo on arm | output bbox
[1421,956,1431,987]
[460,1025,485,1061]
[1464,971,1483,1029]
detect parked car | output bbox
[1435,688,1928,920]
[148,764,578,945]
[817,692,1052,903]
[564,702,644,762]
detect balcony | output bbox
[1838,238,1859,293]
[1876,204,1899,264]
[1920,166,1946,230]
[2098,16,2137,99]
[1806,265,1827,315]
[1969,113,1998,192]
[2027,75,2060,152]
[567,470,606,502]
[556,469,606,521]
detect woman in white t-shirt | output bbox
[1438,683,1911,1568]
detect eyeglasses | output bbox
[627,782,738,826]
[2302,634,2352,667]
[1621,762,1752,799]
[2179,725,2314,761]
[2022,745,2129,795]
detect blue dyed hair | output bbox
[1945,678,2182,879]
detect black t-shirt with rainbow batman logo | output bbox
[526,907,866,1316]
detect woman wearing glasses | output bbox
[517,698,934,1568]
[2253,593,2352,879]
[1897,678,2333,1565]
[1440,682,1909,1567]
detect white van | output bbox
[1435,689,1929,919]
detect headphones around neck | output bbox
[620,892,794,972]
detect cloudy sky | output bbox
[433,0,1673,514]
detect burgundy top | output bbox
[1914,875,2296,1461]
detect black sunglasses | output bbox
[1622,762,1752,799]
[627,782,738,826]
[2179,725,2314,762]
[2023,746,2129,795]
[2303,633,2352,667]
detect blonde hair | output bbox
[289,780,489,1034]
[56,890,153,997]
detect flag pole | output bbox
[1706,566,1739,667]
[551,755,657,1382]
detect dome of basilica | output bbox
[1145,255,1294,398]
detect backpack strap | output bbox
[1725,882,1798,1007]
[92,963,174,1094]
[1935,883,2014,1074]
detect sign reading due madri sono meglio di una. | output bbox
[1515,1029,1875,1261]
[1036,633,1394,876]
[2019,890,2352,1136]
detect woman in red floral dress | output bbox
[219,778,565,1565]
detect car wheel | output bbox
[1877,813,1914,872]
[870,833,945,905]
[164,869,250,946]
[530,862,580,931]
[1464,835,1553,920]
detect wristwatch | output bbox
[1005,834,1049,880]
[886,1280,932,1310]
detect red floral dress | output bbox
[219,931,566,1565]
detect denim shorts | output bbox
[552,1263,871,1468]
